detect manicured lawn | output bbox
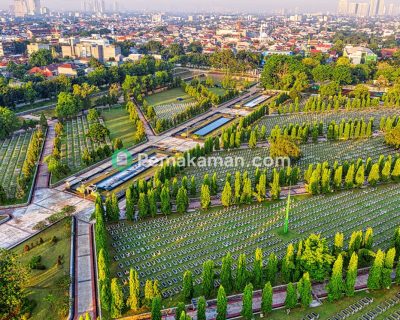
[145,87,194,107]
[209,86,228,96]
[102,106,138,148]
[12,218,72,320]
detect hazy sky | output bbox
[2,0,400,13]
[0,0,340,12]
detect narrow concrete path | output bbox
[34,121,55,192]
[74,219,97,320]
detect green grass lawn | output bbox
[102,106,138,148]
[145,87,195,107]
[260,286,400,319]
[209,86,227,96]
[12,218,72,320]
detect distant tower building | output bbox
[348,2,359,15]
[369,0,385,16]
[337,0,349,14]
[112,0,119,12]
[26,0,40,15]
[377,0,386,15]
[14,0,28,17]
[357,3,370,17]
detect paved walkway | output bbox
[34,121,55,191]
[0,188,93,249]
[74,219,96,320]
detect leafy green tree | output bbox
[175,302,185,320]
[334,232,344,256]
[368,163,380,186]
[391,158,400,182]
[282,243,295,283]
[183,270,194,300]
[151,296,162,320]
[202,260,215,297]
[261,282,273,315]
[29,48,53,66]
[327,254,344,301]
[221,180,232,207]
[270,170,281,200]
[110,278,124,318]
[236,253,248,291]
[138,192,148,218]
[200,184,211,209]
[176,186,189,213]
[160,185,171,214]
[221,252,233,293]
[297,272,312,308]
[241,283,254,320]
[345,252,358,297]
[98,248,111,311]
[216,285,227,320]
[197,296,206,320]
[367,249,385,290]
[345,164,355,189]
[266,253,279,285]
[382,248,396,289]
[253,248,263,289]
[355,164,365,187]
[0,249,28,320]
[128,268,140,311]
[285,282,297,309]
[299,234,334,281]
[55,92,79,119]
[248,130,257,148]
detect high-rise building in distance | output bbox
[14,0,40,17]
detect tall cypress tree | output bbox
[221,180,232,207]
[253,248,263,289]
[221,252,233,293]
[298,273,312,308]
[202,260,215,298]
[266,253,278,285]
[200,184,211,209]
[261,282,273,315]
[382,248,396,288]
[125,188,134,221]
[241,283,254,320]
[345,252,358,297]
[110,278,124,318]
[197,296,206,320]
[367,249,385,290]
[128,268,140,311]
[327,254,344,301]
[183,270,194,300]
[176,186,189,214]
[236,253,248,291]
[151,296,162,320]
[98,248,111,311]
[285,282,297,309]
[216,285,227,320]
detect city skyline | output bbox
[3,0,400,13]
